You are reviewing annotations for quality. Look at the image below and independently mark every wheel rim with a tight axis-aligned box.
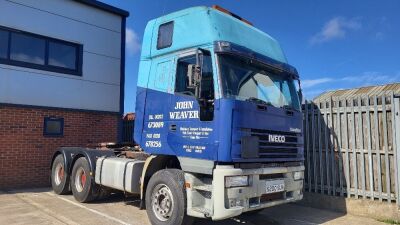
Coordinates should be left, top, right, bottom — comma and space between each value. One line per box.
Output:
75, 167, 86, 192
54, 163, 64, 185
151, 184, 174, 221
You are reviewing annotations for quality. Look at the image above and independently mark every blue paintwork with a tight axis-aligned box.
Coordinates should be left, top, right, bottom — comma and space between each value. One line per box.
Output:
136, 87, 219, 160
229, 99, 304, 162
135, 87, 304, 162
134, 6, 303, 163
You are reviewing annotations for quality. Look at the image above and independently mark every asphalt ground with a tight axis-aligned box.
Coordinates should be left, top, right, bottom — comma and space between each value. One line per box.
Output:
0, 188, 386, 225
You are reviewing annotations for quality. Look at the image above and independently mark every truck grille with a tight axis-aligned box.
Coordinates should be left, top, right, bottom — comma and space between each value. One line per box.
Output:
247, 128, 301, 159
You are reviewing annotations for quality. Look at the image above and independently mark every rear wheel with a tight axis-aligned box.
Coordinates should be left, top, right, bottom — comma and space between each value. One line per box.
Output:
145, 169, 194, 225
71, 157, 100, 202
51, 154, 70, 195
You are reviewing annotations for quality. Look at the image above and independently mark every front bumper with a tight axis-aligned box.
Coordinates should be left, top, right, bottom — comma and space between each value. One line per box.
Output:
211, 165, 304, 220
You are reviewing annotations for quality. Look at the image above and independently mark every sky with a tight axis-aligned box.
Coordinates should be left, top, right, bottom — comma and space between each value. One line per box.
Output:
102, 0, 400, 113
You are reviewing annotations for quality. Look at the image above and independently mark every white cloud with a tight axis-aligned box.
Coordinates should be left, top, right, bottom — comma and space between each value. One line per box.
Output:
310, 17, 361, 44
342, 72, 400, 86
302, 78, 334, 88
126, 27, 141, 55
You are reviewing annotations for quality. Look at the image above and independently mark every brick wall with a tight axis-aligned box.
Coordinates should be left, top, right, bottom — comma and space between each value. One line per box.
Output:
0, 105, 119, 189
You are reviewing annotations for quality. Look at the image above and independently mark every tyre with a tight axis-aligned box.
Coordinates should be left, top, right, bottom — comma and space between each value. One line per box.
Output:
51, 154, 70, 195
70, 157, 100, 203
145, 169, 194, 225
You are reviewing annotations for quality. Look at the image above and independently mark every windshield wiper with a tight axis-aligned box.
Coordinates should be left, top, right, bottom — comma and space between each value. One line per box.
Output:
246, 97, 272, 106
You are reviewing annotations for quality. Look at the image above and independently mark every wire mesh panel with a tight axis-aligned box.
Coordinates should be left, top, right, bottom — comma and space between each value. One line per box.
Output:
122, 119, 134, 143
303, 93, 400, 204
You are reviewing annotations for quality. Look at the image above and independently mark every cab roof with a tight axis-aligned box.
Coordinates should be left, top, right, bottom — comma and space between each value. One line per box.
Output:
141, 6, 288, 64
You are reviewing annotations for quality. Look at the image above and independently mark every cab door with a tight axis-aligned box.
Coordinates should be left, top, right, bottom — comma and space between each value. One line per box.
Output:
166, 50, 218, 160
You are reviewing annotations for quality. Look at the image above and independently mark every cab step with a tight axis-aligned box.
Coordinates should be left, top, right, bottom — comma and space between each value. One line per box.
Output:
192, 207, 212, 217
193, 184, 212, 192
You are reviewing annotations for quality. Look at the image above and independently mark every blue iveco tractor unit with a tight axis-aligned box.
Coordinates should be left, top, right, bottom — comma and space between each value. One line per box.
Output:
51, 6, 304, 225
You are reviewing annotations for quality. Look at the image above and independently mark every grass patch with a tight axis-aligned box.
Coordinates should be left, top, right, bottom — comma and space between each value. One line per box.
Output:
378, 219, 400, 224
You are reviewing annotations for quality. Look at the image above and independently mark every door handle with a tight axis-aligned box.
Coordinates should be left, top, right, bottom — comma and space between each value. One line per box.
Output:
169, 124, 177, 131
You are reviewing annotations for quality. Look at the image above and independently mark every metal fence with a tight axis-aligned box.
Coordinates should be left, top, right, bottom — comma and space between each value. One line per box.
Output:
303, 94, 400, 204
122, 119, 134, 143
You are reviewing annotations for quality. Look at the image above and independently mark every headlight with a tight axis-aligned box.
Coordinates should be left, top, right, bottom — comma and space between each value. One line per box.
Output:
225, 175, 249, 188
294, 171, 303, 180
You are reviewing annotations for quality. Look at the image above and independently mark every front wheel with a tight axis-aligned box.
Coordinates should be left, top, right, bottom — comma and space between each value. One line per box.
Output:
145, 169, 194, 225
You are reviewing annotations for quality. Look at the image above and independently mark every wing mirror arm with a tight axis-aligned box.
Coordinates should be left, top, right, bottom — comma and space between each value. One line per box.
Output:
186, 49, 203, 98
297, 79, 303, 103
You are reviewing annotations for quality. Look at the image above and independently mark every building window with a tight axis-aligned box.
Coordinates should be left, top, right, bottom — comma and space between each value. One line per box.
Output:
10, 33, 46, 65
157, 21, 174, 49
0, 26, 82, 76
48, 41, 77, 70
43, 117, 64, 137
0, 30, 8, 59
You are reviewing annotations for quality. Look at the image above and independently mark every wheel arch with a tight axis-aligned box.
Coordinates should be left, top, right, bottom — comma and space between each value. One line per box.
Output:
50, 147, 114, 178
140, 155, 181, 207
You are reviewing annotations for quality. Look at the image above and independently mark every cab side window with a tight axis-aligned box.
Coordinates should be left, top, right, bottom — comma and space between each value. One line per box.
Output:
157, 21, 174, 49
175, 53, 214, 99
175, 51, 215, 121
175, 55, 196, 96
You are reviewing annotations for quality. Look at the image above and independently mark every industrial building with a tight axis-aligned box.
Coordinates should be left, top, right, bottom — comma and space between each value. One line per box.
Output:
0, 0, 129, 188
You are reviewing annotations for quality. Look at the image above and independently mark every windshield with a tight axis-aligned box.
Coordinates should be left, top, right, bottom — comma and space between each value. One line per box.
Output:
218, 54, 301, 111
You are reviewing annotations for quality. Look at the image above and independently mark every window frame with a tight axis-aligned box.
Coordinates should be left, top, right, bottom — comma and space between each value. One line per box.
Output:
174, 50, 215, 100
43, 117, 64, 137
0, 29, 9, 59
174, 54, 197, 98
0, 25, 83, 76
156, 21, 174, 50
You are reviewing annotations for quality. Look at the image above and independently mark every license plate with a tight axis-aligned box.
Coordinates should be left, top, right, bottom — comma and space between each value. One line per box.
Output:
266, 180, 285, 194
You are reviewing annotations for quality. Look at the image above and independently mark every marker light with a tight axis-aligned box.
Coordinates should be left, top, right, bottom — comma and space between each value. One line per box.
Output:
212, 5, 253, 26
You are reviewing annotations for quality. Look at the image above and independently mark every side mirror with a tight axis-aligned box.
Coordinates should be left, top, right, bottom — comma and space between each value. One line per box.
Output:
186, 64, 201, 89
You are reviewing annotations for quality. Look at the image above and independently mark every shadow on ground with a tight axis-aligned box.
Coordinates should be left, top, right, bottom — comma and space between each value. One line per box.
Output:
0, 188, 349, 225
195, 214, 279, 225
92, 193, 280, 224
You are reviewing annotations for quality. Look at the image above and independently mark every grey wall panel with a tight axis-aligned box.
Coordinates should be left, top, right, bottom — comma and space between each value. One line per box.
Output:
83, 52, 121, 85
0, 0, 121, 58
0, 0, 123, 111
9, 0, 122, 32
0, 66, 120, 112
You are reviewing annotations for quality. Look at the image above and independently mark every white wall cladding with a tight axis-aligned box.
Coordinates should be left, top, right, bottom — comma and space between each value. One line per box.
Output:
0, 66, 120, 112
10, 0, 122, 32
0, 0, 124, 112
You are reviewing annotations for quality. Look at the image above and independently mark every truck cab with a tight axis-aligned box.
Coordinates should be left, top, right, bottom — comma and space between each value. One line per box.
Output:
134, 5, 304, 221
50, 6, 304, 225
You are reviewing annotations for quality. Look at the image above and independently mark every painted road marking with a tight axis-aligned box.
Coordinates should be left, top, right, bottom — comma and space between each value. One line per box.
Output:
15, 193, 80, 225
47, 192, 132, 225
